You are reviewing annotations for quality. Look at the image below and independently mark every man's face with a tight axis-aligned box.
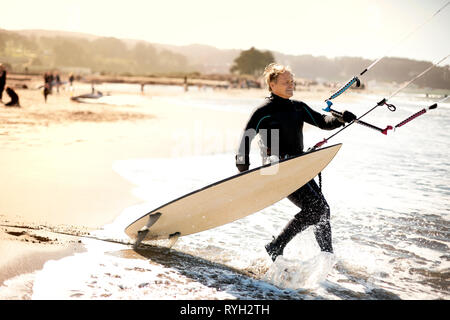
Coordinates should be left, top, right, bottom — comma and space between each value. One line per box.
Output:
270, 71, 294, 99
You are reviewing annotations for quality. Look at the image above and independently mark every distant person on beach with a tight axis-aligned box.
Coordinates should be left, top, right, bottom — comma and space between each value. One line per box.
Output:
4, 86, 20, 107
43, 83, 50, 103
44, 72, 52, 88
55, 72, 61, 93
43, 72, 52, 102
235, 63, 356, 261
0, 64, 7, 102
69, 73, 75, 93
184, 76, 188, 92
47, 72, 54, 93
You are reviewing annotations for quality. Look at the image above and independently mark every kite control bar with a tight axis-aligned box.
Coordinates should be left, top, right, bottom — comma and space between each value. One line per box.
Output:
314, 102, 439, 150
325, 106, 393, 135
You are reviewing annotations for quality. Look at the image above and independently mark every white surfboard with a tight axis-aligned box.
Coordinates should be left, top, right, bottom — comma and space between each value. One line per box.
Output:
125, 144, 342, 245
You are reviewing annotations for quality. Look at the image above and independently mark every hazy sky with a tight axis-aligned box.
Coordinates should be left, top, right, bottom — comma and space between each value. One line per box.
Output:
1, 0, 449, 63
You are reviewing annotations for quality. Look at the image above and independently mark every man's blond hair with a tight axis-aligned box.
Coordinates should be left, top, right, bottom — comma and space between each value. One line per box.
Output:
263, 63, 292, 92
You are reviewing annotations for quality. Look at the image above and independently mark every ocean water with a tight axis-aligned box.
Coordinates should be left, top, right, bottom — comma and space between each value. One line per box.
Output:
2, 87, 449, 300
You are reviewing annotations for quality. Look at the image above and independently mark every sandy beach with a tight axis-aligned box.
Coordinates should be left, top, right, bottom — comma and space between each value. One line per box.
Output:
0, 74, 371, 299
0, 76, 271, 296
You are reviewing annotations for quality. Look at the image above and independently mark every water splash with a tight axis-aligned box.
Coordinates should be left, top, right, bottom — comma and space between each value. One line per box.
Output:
264, 252, 336, 290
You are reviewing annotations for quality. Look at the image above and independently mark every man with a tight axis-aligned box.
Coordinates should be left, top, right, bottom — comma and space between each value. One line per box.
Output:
235, 63, 356, 261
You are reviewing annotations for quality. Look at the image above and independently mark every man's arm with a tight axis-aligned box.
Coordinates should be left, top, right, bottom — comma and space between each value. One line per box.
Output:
235, 109, 268, 172
299, 102, 356, 130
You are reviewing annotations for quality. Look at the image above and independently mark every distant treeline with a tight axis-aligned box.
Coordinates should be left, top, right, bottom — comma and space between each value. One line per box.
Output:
0, 29, 191, 75
0, 29, 449, 89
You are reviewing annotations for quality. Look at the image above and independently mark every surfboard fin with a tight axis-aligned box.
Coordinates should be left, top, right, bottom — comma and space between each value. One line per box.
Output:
133, 212, 162, 249
168, 232, 181, 249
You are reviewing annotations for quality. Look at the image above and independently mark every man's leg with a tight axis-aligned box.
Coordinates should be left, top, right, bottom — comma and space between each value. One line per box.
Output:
265, 179, 333, 261
305, 180, 333, 253
264, 214, 308, 261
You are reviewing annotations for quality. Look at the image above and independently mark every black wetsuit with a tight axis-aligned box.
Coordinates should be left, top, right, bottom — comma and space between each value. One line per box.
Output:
235, 93, 344, 260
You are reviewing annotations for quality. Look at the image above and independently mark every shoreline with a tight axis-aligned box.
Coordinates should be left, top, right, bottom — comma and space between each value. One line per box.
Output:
0, 78, 388, 298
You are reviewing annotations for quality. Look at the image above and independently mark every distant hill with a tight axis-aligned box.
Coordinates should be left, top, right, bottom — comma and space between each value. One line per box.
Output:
150, 43, 240, 74
1, 29, 449, 89
11, 29, 239, 73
